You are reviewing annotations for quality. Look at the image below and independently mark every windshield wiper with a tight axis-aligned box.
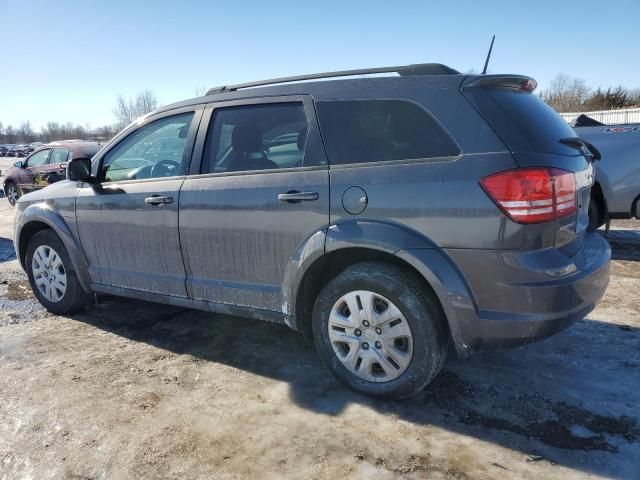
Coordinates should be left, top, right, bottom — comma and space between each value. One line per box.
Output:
559, 137, 602, 161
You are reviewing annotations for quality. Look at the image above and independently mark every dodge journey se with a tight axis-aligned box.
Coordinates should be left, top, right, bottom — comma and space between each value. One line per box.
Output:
13, 63, 611, 398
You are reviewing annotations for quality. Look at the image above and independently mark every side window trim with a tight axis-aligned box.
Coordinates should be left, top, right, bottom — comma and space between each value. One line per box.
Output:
188, 95, 328, 176
93, 105, 204, 183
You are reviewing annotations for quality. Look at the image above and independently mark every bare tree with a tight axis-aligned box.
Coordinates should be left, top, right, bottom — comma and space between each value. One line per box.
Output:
194, 85, 208, 97
17, 121, 35, 143
113, 90, 159, 128
4, 125, 16, 143
540, 74, 590, 112
628, 88, 640, 106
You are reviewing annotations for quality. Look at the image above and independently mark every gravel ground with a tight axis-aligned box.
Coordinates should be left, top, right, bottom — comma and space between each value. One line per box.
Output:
1, 156, 639, 479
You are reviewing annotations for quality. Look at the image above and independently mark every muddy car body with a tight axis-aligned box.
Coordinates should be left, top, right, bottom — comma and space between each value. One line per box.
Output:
13, 64, 611, 398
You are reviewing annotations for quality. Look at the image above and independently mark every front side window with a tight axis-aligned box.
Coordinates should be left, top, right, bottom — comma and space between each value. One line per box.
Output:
50, 148, 70, 163
101, 112, 194, 182
203, 103, 308, 174
315, 99, 460, 165
26, 149, 50, 167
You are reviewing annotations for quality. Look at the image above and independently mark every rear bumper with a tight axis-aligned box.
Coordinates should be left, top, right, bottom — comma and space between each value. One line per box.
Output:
444, 233, 611, 354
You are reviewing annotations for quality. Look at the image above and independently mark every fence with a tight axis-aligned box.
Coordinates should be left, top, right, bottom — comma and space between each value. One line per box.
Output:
558, 107, 640, 125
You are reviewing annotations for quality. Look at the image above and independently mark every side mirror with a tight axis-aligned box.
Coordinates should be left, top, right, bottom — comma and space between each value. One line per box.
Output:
67, 157, 93, 182
14, 161, 24, 168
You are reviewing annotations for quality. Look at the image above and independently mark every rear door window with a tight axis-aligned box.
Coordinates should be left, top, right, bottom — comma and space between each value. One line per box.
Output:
202, 103, 308, 173
315, 99, 460, 165
50, 148, 70, 163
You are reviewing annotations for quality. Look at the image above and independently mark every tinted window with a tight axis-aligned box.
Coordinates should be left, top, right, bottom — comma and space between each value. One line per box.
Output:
316, 100, 460, 165
26, 149, 50, 167
102, 112, 194, 182
50, 148, 70, 163
464, 88, 579, 156
203, 103, 308, 174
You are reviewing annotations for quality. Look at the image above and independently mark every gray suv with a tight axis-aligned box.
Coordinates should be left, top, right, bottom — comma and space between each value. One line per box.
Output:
13, 64, 611, 398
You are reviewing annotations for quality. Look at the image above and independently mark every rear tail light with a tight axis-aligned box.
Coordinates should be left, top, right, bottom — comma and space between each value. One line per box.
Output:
480, 168, 577, 224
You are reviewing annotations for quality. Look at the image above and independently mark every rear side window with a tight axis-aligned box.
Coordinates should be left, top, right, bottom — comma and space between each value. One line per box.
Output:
315, 100, 460, 165
463, 88, 579, 156
50, 148, 69, 163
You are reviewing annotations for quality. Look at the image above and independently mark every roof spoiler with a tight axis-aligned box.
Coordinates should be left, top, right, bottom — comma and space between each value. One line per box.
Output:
463, 75, 537, 92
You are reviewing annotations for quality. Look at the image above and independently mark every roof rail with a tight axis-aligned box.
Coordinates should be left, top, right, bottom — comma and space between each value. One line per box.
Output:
206, 63, 460, 95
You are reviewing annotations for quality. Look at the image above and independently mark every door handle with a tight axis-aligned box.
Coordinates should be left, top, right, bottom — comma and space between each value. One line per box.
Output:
145, 195, 174, 205
277, 191, 319, 203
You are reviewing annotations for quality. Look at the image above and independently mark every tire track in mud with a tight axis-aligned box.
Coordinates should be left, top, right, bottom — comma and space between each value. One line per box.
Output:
424, 370, 639, 453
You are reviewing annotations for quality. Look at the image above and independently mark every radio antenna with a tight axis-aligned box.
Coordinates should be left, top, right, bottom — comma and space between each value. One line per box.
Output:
481, 35, 495, 74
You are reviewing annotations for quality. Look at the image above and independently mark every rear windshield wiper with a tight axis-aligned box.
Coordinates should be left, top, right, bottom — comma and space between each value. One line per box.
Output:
559, 137, 602, 161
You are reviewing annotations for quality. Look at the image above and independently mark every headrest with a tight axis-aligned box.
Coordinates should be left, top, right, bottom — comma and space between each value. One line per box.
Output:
232, 122, 262, 153
177, 125, 189, 139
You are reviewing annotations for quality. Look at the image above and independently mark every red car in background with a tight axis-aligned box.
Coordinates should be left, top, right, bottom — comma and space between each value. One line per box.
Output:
3, 141, 101, 205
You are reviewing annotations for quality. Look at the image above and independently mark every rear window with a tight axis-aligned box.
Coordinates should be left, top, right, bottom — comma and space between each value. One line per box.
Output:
316, 100, 460, 165
464, 87, 579, 156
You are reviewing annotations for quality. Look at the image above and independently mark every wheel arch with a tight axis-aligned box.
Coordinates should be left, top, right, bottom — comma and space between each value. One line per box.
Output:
16, 203, 91, 291
284, 220, 478, 356
590, 181, 608, 227
631, 192, 640, 219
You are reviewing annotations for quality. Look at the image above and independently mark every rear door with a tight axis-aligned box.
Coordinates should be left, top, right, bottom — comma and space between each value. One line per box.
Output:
179, 96, 329, 312
75, 106, 202, 297
42, 147, 70, 184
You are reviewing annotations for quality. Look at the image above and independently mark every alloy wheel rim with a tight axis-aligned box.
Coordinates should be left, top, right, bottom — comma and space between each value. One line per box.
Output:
7, 185, 18, 204
327, 290, 413, 383
32, 245, 67, 302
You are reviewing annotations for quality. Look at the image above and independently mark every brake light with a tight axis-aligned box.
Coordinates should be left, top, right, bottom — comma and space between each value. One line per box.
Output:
520, 79, 537, 92
480, 168, 577, 224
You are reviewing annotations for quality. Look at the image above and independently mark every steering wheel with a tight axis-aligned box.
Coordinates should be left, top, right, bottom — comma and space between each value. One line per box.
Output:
150, 159, 180, 178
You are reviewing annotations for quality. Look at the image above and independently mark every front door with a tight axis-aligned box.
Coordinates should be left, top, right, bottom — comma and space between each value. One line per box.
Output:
20, 148, 51, 185
75, 107, 202, 297
179, 96, 329, 312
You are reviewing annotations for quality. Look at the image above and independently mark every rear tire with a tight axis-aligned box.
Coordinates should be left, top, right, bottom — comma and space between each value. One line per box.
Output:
25, 229, 92, 315
312, 261, 449, 399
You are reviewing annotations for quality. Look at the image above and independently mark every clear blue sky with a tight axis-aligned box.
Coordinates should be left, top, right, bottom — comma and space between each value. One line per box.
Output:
2, 0, 639, 130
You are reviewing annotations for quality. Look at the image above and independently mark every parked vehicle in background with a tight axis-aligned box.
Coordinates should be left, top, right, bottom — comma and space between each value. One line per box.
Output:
13, 64, 610, 398
6, 146, 19, 157
12, 145, 29, 157
571, 115, 640, 230
3, 141, 101, 205
0, 144, 12, 156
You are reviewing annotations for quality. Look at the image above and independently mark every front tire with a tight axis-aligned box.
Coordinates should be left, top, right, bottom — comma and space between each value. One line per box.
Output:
312, 261, 449, 399
5, 181, 19, 206
25, 229, 92, 315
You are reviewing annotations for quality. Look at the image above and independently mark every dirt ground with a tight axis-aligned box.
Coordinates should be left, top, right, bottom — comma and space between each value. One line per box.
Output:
1, 157, 639, 479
